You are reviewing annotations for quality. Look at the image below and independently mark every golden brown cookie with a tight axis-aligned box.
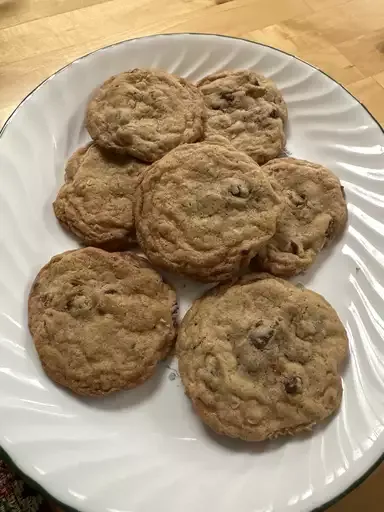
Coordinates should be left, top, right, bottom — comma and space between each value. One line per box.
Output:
253, 158, 348, 277
28, 248, 177, 396
135, 142, 283, 282
198, 70, 287, 165
177, 273, 348, 441
53, 143, 148, 250
86, 69, 206, 162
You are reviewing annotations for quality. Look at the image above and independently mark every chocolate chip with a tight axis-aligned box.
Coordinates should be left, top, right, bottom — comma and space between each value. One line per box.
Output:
248, 321, 276, 349
229, 183, 249, 198
104, 288, 118, 295
220, 91, 235, 103
285, 376, 303, 394
269, 108, 279, 119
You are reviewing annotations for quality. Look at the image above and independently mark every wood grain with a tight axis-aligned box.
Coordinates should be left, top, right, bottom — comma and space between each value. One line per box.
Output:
0, 0, 383, 511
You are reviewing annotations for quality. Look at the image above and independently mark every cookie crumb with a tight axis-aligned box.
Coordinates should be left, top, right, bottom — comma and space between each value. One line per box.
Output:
166, 364, 180, 378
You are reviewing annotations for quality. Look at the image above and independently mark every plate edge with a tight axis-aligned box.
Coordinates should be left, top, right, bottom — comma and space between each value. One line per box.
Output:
0, 31, 383, 512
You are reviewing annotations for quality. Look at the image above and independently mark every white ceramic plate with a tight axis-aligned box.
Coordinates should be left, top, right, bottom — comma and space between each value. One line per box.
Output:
1, 33, 384, 512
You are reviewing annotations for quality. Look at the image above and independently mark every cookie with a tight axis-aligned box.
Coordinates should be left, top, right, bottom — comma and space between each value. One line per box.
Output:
177, 273, 348, 441
253, 158, 348, 277
28, 248, 177, 396
53, 143, 148, 250
86, 69, 206, 162
135, 142, 283, 282
198, 70, 287, 165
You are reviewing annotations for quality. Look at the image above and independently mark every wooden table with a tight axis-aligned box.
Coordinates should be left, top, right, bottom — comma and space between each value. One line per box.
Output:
0, 0, 383, 510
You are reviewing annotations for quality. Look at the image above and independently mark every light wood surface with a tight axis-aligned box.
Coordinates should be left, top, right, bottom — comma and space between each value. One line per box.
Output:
0, 0, 383, 511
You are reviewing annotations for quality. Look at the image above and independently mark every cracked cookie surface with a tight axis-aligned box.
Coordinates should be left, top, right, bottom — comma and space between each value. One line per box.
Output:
177, 273, 348, 441
53, 143, 148, 250
28, 248, 177, 396
135, 142, 283, 282
86, 69, 206, 162
198, 70, 287, 164
253, 158, 348, 277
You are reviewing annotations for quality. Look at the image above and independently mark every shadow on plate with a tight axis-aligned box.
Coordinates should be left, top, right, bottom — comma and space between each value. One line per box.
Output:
201, 422, 287, 454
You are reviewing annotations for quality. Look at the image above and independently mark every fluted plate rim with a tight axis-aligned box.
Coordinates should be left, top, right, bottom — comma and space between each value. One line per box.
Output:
0, 33, 384, 512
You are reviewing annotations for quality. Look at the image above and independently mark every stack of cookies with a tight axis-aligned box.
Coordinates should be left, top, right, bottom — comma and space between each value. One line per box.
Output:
28, 67, 348, 442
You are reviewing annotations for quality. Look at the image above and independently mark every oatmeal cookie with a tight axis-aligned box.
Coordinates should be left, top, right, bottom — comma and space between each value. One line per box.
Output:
135, 142, 283, 282
53, 143, 148, 250
28, 248, 177, 396
198, 70, 287, 164
177, 273, 348, 441
86, 69, 206, 162
253, 158, 348, 277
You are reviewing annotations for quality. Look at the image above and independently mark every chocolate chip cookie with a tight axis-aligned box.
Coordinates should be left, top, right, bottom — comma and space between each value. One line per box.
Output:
28, 248, 177, 396
53, 143, 148, 250
253, 158, 348, 277
86, 69, 206, 162
198, 70, 287, 165
177, 273, 348, 441
135, 142, 283, 282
